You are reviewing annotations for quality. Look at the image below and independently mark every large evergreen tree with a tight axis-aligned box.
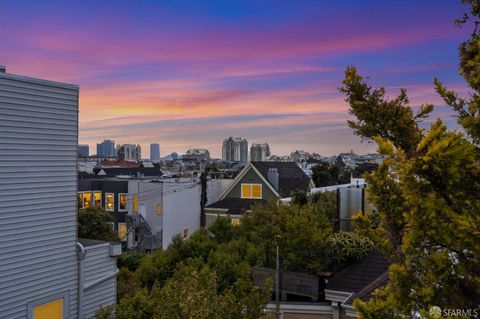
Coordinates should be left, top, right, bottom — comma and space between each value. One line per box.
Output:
340, 1, 480, 316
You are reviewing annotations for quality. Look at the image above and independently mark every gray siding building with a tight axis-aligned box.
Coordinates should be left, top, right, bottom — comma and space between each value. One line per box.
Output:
0, 66, 80, 318
0, 66, 119, 319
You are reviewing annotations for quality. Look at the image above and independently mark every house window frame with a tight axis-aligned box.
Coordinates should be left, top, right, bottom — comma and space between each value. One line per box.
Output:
83, 191, 92, 208
118, 222, 127, 242
77, 192, 84, 209
105, 193, 114, 212
93, 191, 102, 207
118, 193, 128, 212
78, 191, 93, 209
27, 291, 69, 319
241, 183, 262, 199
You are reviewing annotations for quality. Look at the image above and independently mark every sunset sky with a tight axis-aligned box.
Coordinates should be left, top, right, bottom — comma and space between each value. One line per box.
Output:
0, 0, 472, 158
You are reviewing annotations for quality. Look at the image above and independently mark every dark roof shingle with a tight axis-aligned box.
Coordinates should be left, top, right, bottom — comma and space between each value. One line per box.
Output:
326, 250, 389, 293
251, 162, 311, 197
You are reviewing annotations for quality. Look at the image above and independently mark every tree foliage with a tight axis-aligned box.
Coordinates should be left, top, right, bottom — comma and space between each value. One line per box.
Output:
312, 161, 351, 187
78, 206, 115, 241
112, 192, 349, 318
340, 2, 480, 315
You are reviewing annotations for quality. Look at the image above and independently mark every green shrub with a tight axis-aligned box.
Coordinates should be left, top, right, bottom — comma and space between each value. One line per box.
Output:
325, 232, 375, 264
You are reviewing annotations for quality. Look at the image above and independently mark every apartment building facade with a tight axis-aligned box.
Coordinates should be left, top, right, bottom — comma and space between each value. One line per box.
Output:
222, 136, 248, 163
250, 143, 270, 162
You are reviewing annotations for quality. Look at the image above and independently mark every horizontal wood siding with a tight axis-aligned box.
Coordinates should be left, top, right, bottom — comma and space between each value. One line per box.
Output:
0, 73, 79, 318
83, 245, 117, 318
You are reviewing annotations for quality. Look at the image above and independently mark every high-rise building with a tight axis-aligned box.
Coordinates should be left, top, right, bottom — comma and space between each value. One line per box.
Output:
250, 143, 271, 162
222, 137, 248, 163
290, 150, 311, 162
96, 139, 115, 157
78, 144, 89, 157
117, 144, 141, 161
185, 148, 210, 161
150, 143, 160, 162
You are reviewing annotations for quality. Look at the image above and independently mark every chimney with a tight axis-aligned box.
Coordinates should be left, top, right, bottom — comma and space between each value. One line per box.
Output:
0, 66, 5, 73
267, 168, 279, 190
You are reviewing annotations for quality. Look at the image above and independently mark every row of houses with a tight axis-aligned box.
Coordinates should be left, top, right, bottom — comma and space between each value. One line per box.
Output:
0, 65, 387, 319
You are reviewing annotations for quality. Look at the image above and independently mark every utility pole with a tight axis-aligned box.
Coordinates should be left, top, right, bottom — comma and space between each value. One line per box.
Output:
275, 236, 281, 319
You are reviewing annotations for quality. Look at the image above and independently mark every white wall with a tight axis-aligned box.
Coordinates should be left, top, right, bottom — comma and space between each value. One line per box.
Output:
162, 182, 201, 249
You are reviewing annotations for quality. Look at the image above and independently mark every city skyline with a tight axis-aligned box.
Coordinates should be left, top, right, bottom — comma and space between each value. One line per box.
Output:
1, 0, 472, 158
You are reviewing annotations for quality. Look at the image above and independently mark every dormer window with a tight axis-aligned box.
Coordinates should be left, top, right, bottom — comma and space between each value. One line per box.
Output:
241, 183, 262, 199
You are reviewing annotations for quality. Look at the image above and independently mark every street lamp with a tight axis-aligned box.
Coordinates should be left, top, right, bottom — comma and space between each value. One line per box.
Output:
275, 235, 281, 319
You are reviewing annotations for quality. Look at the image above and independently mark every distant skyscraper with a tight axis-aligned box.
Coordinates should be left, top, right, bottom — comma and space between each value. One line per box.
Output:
150, 143, 160, 161
290, 150, 311, 162
222, 137, 248, 163
78, 144, 89, 157
250, 143, 271, 162
116, 144, 141, 161
96, 139, 115, 157
185, 148, 210, 161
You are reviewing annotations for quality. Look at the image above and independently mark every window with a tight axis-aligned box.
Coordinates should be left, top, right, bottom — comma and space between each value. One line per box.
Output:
78, 192, 92, 208
105, 193, 114, 211
27, 292, 69, 319
78, 193, 83, 209
33, 299, 63, 319
118, 223, 127, 241
241, 183, 262, 199
94, 191, 102, 206
182, 228, 189, 239
156, 204, 162, 215
231, 218, 240, 226
133, 194, 139, 213
118, 193, 127, 211
83, 192, 92, 208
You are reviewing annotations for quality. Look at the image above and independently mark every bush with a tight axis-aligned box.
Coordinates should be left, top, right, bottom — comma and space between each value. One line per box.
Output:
118, 253, 145, 272
325, 232, 375, 265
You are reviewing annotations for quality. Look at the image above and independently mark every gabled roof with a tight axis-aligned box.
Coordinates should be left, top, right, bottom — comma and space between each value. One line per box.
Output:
326, 250, 389, 294
218, 162, 280, 200
206, 198, 268, 215
251, 161, 311, 198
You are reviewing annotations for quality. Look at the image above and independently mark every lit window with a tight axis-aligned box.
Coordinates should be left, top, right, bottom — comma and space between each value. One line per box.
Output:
94, 191, 102, 206
78, 193, 84, 209
105, 193, 114, 211
241, 183, 262, 199
231, 218, 240, 226
119, 193, 127, 211
133, 194, 139, 213
156, 204, 162, 215
118, 223, 127, 241
83, 192, 92, 208
252, 185, 261, 198
33, 299, 63, 319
